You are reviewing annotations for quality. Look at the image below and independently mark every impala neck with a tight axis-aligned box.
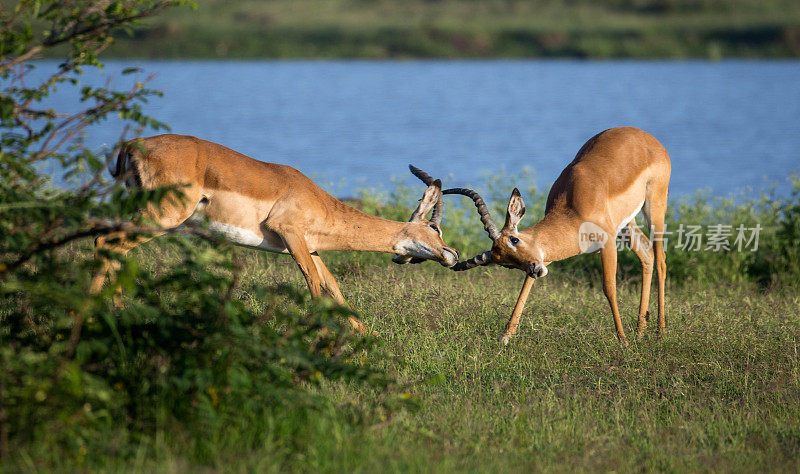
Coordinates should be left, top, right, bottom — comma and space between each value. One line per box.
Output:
527, 211, 584, 263
313, 200, 409, 253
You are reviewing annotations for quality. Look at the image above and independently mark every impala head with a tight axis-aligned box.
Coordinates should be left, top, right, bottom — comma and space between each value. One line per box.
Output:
392, 166, 459, 267
491, 188, 548, 278
443, 187, 548, 279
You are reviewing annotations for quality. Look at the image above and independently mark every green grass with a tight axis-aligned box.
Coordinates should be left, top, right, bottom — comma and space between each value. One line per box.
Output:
16, 241, 797, 472
4, 173, 800, 471
7, 173, 800, 470
93, 0, 800, 58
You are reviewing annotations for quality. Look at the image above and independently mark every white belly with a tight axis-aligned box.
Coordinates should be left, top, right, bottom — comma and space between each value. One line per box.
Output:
184, 212, 288, 254
182, 196, 291, 254
616, 200, 645, 235
206, 221, 290, 253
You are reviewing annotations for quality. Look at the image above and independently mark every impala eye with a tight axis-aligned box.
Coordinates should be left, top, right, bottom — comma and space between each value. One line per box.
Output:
429, 224, 440, 233
510, 236, 520, 245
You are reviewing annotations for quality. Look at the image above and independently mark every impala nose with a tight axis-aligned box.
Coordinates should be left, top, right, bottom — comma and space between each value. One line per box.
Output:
441, 247, 459, 267
528, 262, 548, 278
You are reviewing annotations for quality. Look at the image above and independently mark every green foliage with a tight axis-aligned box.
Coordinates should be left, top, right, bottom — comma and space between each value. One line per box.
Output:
0, 1, 403, 468
752, 176, 800, 285
1, 237, 391, 464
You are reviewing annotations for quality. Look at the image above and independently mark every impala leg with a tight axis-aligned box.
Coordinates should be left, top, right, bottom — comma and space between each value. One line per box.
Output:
90, 231, 164, 306
625, 222, 654, 338
309, 253, 346, 304
651, 219, 668, 336
281, 232, 324, 299
645, 184, 669, 336
282, 233, 367, 335
90, 186, 201, 306
310, 252, 369, 334
500, 275, 535, 345
600, 243, 627, 347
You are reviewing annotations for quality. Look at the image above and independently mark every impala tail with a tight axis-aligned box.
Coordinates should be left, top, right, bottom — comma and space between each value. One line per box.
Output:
109, 145, 127, 178
109, 143, 143, 188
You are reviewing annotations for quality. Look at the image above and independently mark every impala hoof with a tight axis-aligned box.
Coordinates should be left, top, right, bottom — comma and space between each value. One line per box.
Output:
500, 334, 511, 346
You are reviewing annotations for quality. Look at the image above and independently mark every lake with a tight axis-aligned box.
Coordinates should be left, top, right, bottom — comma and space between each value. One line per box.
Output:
32, 60, 800, 198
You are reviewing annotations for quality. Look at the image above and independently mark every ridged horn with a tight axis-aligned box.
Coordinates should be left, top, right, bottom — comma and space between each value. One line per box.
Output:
442, 187, 501, 241
450, 251, 493, 271
409, 165, 443, 224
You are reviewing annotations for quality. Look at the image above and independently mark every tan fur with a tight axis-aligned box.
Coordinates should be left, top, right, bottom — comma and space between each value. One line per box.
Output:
91, 134, 459, 333
483, 127, 671, 346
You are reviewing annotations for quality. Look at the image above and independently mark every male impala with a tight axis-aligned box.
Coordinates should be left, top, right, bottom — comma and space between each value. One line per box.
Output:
90, 134, 459, 332
446, 127, 670, 346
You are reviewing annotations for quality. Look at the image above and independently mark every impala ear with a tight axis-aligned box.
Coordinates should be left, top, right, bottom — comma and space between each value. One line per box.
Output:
410, 179, 442, 222
503, 188, 525, 232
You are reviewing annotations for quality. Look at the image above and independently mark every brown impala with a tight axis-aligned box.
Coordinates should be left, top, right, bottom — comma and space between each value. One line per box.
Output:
90, 134, 459, 332
445, 127, 671, 346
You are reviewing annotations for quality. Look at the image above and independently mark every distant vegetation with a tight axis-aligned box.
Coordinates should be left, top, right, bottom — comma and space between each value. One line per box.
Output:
99, 0, 800, 58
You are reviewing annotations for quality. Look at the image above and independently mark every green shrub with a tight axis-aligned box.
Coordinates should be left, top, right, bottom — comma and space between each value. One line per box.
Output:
0, 236, 391, 464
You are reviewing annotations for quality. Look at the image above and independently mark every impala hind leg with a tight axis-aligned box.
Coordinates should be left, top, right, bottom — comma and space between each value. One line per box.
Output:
645, 183, 669, 336
90, 230, 165, 305
90, 187, 201, 304
624, 222, 654, 338
600, 242, 627, 347
650, 214, 668, 336
311, 252, 369, 334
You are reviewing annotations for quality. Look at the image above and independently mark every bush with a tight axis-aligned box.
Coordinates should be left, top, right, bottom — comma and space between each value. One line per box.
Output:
0, 236, 390, 464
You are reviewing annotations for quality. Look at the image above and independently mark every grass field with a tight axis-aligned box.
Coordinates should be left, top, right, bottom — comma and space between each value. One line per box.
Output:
11, 239, 797, 472
4, 173, 800, 471
95, 0, 800, 58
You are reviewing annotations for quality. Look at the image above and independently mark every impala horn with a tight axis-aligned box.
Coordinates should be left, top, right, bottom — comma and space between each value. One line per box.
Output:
408, 165, 443, 225
393, 165, 446, 264
441, 186, 501, 271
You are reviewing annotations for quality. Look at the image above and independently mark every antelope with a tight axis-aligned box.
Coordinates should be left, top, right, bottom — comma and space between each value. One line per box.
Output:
90, 134, 459, 332
445, 127, 670, 346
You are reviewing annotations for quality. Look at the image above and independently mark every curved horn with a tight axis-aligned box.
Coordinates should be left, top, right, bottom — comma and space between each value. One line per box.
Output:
450, 251, 493, 271
409, 165, 443, 224
442, 187, 501, 241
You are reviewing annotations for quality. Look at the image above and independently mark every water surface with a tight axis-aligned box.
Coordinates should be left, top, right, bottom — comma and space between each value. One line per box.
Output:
34, 60, 800, 197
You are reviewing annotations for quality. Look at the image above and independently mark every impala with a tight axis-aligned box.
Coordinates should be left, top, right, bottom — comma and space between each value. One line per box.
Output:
445, 127, 671, 346
90, 134, 459, 333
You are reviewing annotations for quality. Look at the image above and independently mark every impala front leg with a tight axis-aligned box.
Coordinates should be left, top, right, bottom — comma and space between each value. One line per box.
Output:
281, 231, 324, 299
600, 243, 628, 347
500, 275, 535, 345
282, 232, 369, 335
310, 252, 370, 334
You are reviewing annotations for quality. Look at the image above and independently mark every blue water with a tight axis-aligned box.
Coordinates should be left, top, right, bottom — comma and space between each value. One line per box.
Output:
30, 60, 800, 197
